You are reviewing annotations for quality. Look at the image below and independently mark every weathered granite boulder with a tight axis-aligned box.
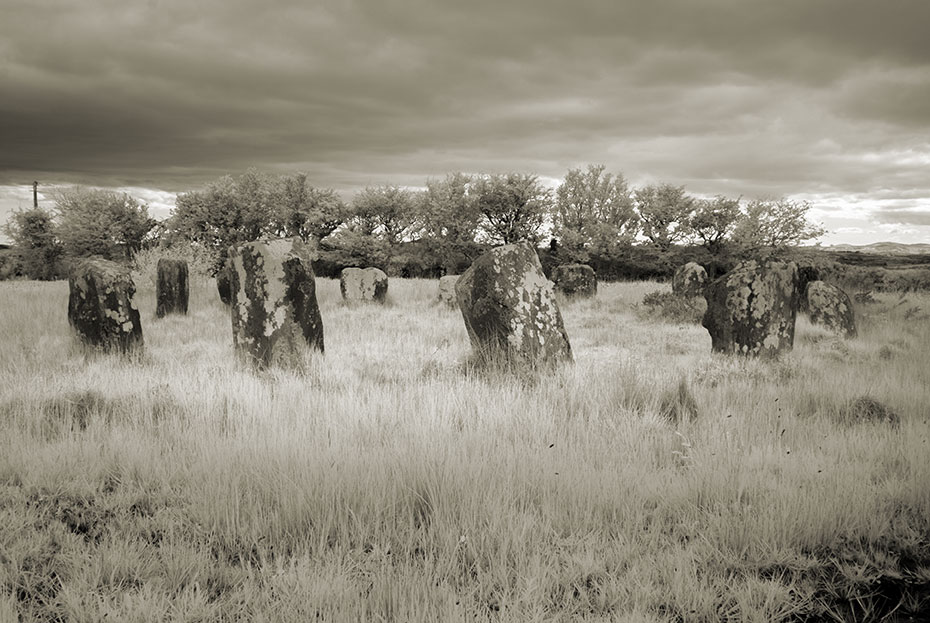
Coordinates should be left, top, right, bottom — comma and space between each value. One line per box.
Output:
455, 242, 572, 366
806, 280, 857, 338
68, 258, 143, 354
671, 262, 707, 297
156, 258, 189, 318
701, 259, 799, 357
228, 238, 324, 368
552, 264, 597, 298
438, 275, 459, 308
340, 267, 388, 303
217, 262, 232, 306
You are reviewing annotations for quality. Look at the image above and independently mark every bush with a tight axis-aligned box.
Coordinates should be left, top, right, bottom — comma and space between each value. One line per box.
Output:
639, 291, 706, 324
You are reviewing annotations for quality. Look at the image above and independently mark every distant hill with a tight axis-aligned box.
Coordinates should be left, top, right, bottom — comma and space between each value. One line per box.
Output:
827, 242, 930, 255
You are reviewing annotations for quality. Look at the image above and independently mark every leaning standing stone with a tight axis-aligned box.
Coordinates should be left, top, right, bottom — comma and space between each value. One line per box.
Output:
552, 264, 597, 298
438, 275, 459, 308
229, 238, 324, 369
806, 281, 857, 338
156, 258, 189, 318
701, 259, 799, 357
671, 262, 707, 297
340, 267, 388, 303
455, 242, 572, 366
68, 258, 144, 354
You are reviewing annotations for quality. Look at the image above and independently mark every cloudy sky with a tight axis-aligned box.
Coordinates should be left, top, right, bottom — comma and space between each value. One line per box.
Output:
2, 0, 930, 245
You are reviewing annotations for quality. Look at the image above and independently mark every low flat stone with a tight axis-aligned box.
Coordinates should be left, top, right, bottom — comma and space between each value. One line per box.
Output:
340, 267, 388, 303
806, 280, 857, 338
552, 264, 597, 298
671, 262, 707, 297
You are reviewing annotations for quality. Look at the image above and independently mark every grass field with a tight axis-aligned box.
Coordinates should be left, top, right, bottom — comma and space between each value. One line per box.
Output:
0, 276, 928, 621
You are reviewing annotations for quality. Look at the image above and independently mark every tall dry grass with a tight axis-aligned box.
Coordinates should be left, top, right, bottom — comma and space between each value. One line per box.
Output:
0, 276, 928, 621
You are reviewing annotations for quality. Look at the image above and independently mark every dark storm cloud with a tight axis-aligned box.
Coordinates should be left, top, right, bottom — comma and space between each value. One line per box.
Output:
1, 0, 929, 238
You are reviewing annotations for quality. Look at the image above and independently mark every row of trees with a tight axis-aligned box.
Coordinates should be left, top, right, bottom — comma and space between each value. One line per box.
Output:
2, 165, 825, 280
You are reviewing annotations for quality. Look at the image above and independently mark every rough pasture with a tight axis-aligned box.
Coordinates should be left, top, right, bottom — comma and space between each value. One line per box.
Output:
0, 277, 928, 621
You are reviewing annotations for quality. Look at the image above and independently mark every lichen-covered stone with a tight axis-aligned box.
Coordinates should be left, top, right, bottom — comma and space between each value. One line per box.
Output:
340, 267, 388, 303
701, 259, 799, 357
671, 262, 707, 297
68, 258, 143, 354
228, 238, 324, 369
156, 258, 189, 318
438, 275, 459, 308
806, 280, 857, 338
552, 264, 597, 298
217, 262, 233, 306
455, 242, 572, 366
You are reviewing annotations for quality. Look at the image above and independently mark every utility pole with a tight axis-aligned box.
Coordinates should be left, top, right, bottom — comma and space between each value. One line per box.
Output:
33, 181, 38, 208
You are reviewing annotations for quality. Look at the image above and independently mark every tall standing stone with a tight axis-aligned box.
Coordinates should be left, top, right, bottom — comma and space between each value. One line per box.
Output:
671, 262, 707, 297
156, 258, 189, 318
806, 281, 857, 338
701, 259, 799, 357
438, 275, 459, 308
552, 264, 597, 298
68, 258, 144, 354
340, 267, 388, 303
229, 238, 324, 369
455, 242, 572, 366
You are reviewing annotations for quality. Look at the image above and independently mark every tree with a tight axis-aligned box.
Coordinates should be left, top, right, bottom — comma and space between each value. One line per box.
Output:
473, 173, 551, 245
169, 169, 277, 271
272, 173, 349, 243
633, 183, 696, 249
348, 185, 419, 245
2, 207, 62, 279
731, 198, 826, 250
54, 186, 155, 262
689, 195, 742, 254
417, 173, 483, 272
553, 164, 636, 261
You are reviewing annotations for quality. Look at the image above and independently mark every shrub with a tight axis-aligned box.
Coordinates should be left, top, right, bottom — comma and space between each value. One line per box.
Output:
639, 291, 706, 324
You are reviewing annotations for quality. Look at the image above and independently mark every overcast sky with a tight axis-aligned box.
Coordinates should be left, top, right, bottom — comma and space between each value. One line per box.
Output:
2, 0, 930, 245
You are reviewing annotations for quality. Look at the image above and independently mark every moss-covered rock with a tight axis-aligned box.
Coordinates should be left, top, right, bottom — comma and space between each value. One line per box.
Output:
671, 262, 707, 297
340, 267, 388, 303
552, 264, 597, 298
701, 259, 799, 357
806, 280, 856, 338
228, 238, 324, 369
456, 242, 572, 366
67, 258, 143, 354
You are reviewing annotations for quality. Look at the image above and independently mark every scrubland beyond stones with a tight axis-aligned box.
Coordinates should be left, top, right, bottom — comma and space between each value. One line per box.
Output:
455, 242, 572, 366
340, 267, 388, 303
438, 275, 459, 308
155, 258, 189, 318
67, 257, 144, 354
806, 280, 857, 338
552, 264, 597, 298
702, 259, 799, 357
228, 238, 324, 369
671, 262, 707, 298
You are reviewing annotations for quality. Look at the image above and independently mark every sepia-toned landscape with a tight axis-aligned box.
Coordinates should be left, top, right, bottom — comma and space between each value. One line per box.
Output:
1, 266, 927, 621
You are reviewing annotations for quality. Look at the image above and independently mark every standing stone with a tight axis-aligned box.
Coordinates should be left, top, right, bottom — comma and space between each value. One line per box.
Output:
701, 259, 799, 357
228, 238, 324, 369
340, 267, 388, 303
671, 262, 707, 297
438, 275, 459, 308
156, 258, 189, 318
552, 264, 597, 298
806, 281, 857, 338
796, 263, 821, 313
68, 258, 144, 354
217, 262, 232, 306
455, 242, 572, 366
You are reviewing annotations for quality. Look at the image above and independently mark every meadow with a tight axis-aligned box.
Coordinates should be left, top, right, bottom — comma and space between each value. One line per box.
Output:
0, 275, 928, 622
